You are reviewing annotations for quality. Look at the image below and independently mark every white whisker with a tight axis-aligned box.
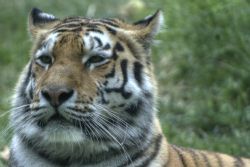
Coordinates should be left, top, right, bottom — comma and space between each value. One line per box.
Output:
93, 119, 134, 166
0, 104, 30, 118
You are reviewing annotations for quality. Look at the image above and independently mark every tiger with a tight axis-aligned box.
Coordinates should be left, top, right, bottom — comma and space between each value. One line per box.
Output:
9, 7, 250, 167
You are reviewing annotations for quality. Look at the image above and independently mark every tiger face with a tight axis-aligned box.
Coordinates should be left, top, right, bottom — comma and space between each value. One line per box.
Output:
11, 8, 163, 156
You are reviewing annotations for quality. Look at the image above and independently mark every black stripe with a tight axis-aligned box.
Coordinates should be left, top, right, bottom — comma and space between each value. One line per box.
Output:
112, 50, 118, 60
124, 99, 142, 116
119, 59, 131, 99
103, 43, 111, 50
106, 26, 117, 35
110, 42, 124, 61
133, 62, 143, 86
105, 59, 132, 99
215, 154, 223, 167
200, 152, 212, 167
93, 37, 103, 47
234, 157, 245, 167
55, 23, 81, 29
105, 64, 116, 78
55, 27, 82, 33
85, 24, 99, 29
62, 17, 83, 23
133, 11, 158, 26
118, 103, 125, 107
188, 149, 199, 167
115, 42, 124, 52
88, 23, 117, 35
28, 71, 35, 100
144, 91, 152, 99
137, 135, 163, 167
100, 89, 109, 104
99, 20, 119, 27
118, 134, 162, 167
19, 62, 32, 98
29, 82, 33, 99
172, 146, 188, 167
86, 28, 104, 34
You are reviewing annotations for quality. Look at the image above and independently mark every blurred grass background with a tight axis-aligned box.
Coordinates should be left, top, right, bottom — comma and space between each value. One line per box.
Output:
0, 0, 250, 165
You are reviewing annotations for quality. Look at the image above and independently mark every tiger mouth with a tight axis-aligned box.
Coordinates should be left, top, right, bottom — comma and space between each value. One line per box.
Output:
36, 110, 91, 132
48, 112, 66, 122
37, 112, 69, 128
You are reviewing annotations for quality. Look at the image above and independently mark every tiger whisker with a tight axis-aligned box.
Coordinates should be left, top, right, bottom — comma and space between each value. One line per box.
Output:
93, 119, 134, 166
67, 114, 101, 144
94, 105, 141, 147
84, 120, 101, 143
94, 104, 129, 126
0, 104, 30, 118
95, 114, 128, 142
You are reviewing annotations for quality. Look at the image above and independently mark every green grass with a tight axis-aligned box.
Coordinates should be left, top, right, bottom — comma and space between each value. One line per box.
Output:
0, 0, 249, 165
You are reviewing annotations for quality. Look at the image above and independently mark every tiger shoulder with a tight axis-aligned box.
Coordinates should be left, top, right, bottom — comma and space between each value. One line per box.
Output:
9, 7, 250, 167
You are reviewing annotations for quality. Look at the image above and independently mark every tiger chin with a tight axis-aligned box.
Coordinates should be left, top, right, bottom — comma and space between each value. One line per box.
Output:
9, 7, 249, 167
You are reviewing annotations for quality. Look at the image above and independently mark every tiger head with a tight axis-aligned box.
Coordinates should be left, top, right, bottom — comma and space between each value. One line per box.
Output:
11, 8, 164, 156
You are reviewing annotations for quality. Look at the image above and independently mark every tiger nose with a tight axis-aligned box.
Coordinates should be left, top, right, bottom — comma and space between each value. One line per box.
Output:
41, 87, 74, 107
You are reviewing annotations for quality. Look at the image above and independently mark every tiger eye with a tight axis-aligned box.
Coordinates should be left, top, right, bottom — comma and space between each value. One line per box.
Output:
88, 55, 105, 64
39, 55, 52, 64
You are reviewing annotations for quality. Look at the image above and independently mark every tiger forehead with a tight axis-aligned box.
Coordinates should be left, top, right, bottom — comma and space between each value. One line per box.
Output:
59, 16, 122, 28
53, 17, 121, 34
55, 18, 119, 41
33, 16, 140, 61
53, 33, 84, 56
36, 25, 116, 56
54, 28, 114, 56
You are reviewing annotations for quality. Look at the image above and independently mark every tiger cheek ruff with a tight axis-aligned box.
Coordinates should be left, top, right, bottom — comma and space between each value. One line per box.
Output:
9, 8, 250, 167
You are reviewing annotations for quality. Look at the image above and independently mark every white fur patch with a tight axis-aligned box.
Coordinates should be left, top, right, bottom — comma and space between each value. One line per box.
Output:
125, 68, 142, 97
150, 11, 165, 36
83, 32, 111, 51
39, 12, 56, 20
35, 33, 58, 58
82, 31, 113, 65
41, 122, 86, 143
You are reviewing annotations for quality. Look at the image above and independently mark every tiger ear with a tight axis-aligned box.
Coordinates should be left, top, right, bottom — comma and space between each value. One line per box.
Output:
28, 8, 59, 38
132, 10, 164, 49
